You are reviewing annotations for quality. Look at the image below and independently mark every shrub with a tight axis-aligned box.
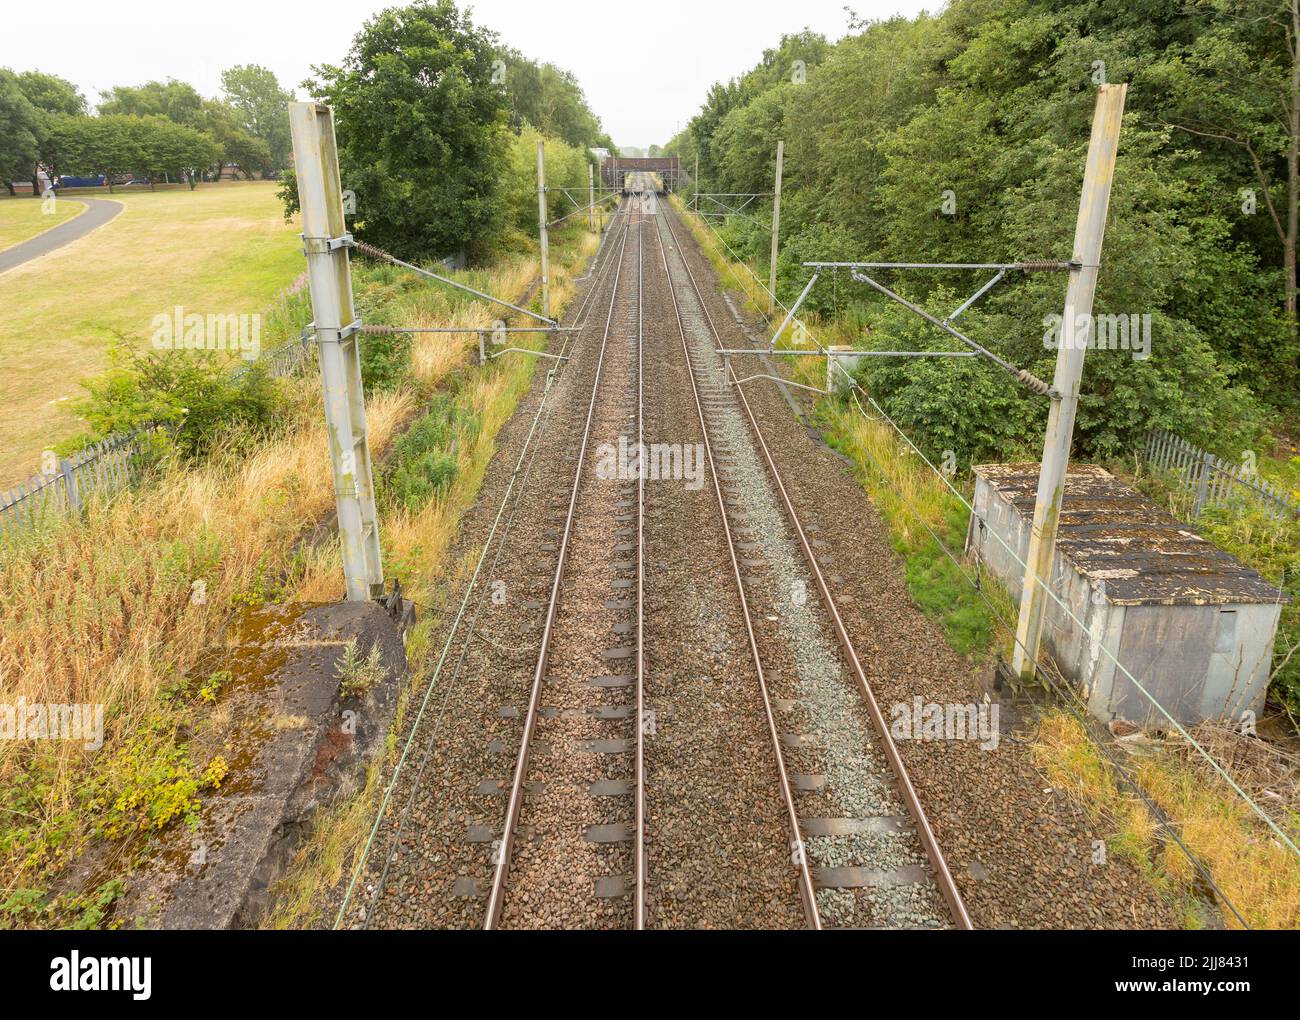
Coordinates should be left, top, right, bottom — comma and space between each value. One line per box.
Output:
383, 398, 461, 511
85, 734, 203, 839
71, 341, 285, 460
359, 329, 414, 395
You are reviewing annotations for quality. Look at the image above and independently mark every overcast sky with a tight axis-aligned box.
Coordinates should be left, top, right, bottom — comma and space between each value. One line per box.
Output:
1, 0, 938, 149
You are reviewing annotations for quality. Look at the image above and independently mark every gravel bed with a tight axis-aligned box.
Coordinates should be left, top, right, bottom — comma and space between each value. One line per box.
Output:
495, 219, 645, 929
665, 201, 1179, 930
324, 196, 1178, 931
639, 213, 804, 929
653, 210, 949, 929
331, 209, 637, 929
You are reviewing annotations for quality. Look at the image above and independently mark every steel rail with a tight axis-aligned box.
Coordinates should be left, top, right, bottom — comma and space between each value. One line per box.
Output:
660, 204, 974, 930
727, 365, 975, 929
651, 209, 822, 931
685, 200, 1300, 868
634, 203, 647, 932
482, 204, 644, 930
337, 200, 629, 929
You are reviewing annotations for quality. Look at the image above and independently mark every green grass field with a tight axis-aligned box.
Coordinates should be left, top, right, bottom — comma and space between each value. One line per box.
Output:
0, 197, 86, 252
0, 181, 302, 485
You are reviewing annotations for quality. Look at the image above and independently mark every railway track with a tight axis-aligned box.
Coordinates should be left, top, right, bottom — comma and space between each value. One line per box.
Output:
344, 191, 971, 930
650, 202, 821, 926
652, 203, 972, 929
483, 198, 648, 929
346, 201, 637, 929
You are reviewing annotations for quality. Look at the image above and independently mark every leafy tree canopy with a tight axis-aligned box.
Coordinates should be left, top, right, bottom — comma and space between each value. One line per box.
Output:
220, 64, 294, 169
302, 0, 511, 262
664, 0, 1299, 462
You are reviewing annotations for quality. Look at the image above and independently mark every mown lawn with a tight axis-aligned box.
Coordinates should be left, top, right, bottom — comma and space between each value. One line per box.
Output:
0, 182, 302, 484
0, 196, 85, 252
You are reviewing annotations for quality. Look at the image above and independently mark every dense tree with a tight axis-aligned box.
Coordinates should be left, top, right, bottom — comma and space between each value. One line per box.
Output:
666, 30, 832, 190
300, 0, 510, 262
0, 69, 42, 193
137, 117, 220, 187
499, 127, 588, 236
1143, 0, 1299, 368
220, 64, 294, 168
35, 113, 93, 181
97, 79, 206, 128
202, 99, 274, 176
665, 0, 1296, 463
15, 71, 85, 116
500, 49, 612, 152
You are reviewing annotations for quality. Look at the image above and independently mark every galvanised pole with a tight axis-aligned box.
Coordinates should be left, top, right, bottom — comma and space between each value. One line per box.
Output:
537, 139, 550, 319
288, 102, 383, 601
768, 140, 784, 317
587, 161, 596, 233
1012, 84, 1127, 681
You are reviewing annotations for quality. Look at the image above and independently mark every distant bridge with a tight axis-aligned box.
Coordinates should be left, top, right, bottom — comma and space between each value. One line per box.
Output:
601, 155, 681, 193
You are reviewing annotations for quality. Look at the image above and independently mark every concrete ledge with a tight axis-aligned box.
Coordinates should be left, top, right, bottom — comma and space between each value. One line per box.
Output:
114, 599, 408, 929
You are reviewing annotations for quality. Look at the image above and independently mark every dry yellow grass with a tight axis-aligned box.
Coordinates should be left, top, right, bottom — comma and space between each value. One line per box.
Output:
1033, 709, 1300, 929
264, 227, 599, 928
0, 182, 302, 485
0, 382, 412, 868
0, 223, 603, 901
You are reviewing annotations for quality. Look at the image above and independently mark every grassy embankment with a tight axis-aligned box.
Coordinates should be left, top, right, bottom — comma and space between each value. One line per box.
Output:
0, 187, 605, 927
673, 195, 1300, 929
0, 182, 304, 485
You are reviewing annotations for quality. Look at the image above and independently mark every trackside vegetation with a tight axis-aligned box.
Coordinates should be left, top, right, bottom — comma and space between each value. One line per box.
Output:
667, 1, 1298, 465
279, 0, 612, 266
676, 178, 1300, 931
0, 214, 600, 930
0, 0, 618, 929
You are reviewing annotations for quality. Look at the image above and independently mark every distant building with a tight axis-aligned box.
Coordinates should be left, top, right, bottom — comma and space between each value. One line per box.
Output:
968, 463, 1285, 728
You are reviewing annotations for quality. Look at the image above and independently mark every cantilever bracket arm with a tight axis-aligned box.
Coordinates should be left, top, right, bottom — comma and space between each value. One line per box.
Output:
729, 372, 829, 396
486, 348, 569, 363
947, 268, 1006, 322
848, 269, 1056, 398
767, 271, 819, 350
353, 238, 556, 326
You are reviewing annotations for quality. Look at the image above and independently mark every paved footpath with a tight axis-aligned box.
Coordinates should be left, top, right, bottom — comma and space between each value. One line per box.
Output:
0, 197, 124, 275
